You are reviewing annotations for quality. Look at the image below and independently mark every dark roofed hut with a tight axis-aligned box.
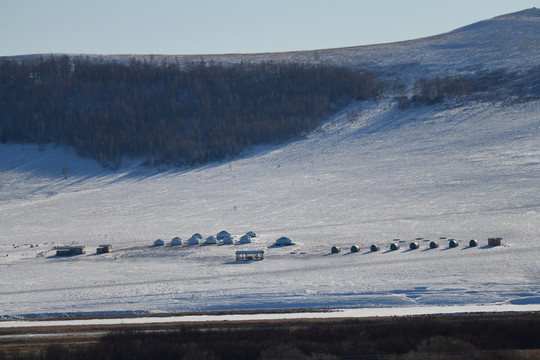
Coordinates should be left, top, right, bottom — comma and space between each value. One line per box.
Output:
370, 244, 380, 252
409, 242, 420, 250
96, 245, 112, 253
469, 239, 478, 247
331, 246, 341, 253
350, 245, 360, 253
56, 246, 86, 256
488, 237, 503, 246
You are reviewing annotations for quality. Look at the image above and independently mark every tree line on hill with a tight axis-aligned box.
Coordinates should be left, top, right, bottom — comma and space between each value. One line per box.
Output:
0, 56, 378, 167
3, 55, 534, 168
397, 66, 540, 109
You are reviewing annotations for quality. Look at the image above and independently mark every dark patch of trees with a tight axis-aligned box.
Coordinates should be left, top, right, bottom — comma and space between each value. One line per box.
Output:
0, 56, 378, 167
397, 67, 540, 109
2, 313, 540, 359
397, 75, 476, 109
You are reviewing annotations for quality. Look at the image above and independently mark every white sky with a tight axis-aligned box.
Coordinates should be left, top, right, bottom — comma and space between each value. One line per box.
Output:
0, 0, 538, 56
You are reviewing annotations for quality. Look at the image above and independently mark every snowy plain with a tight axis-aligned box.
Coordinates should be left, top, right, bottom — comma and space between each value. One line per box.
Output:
1, 9, 539, 320
1, 98, 539, 319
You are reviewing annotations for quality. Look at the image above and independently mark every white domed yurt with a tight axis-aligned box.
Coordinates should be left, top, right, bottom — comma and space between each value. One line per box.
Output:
216, 230, 231, 240
187, 236, 200, 245
205, 236, 218, 245
154, 239, 165, 246
170, 237, 182, 246
238, 235, 252, 244
275, 237, 293, 246
221, 235, 235, 245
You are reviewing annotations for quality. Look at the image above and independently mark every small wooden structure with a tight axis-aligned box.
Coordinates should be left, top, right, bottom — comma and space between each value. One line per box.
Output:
350, 245, 360, 253
56, 246, 86, 256
331, 246, 341, 253
488, 237, 503, 246
96, 244, 112, 253
236, 250, 264, 261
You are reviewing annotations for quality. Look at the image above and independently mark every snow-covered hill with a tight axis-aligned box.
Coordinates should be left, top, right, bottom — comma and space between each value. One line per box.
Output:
1, 98, 539, 318
9, 8, 538, 87
1, 9, 539, 318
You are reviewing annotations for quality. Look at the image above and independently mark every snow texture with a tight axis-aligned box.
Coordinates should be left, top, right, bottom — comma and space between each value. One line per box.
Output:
1, 9, 539, 319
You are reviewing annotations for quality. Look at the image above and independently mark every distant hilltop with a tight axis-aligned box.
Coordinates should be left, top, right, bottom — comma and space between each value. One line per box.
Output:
4, 7, 539, 76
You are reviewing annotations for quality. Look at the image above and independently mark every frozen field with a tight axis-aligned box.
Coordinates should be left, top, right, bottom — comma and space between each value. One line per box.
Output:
1, 98, 539, 319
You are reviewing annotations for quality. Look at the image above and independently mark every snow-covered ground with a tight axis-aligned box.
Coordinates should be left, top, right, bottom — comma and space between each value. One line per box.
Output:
1, 8, 539, 320
3, 304, 540, 329
1, 98, 539, 319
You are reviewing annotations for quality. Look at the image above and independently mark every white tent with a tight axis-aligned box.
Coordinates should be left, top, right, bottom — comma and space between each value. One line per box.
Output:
187, 236, 200, 245
221, 235, 234, 245
205, 236, 218, 245
154, 239, 165, 246
246, 231, 257, 238
216, 230, 231, 240
238, 235, 252, 244
275, 237, 293, 246
170, 237, 182, 246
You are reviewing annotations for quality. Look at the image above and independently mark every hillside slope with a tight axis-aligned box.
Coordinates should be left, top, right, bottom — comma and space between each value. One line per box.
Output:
1, 98, 539, 317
